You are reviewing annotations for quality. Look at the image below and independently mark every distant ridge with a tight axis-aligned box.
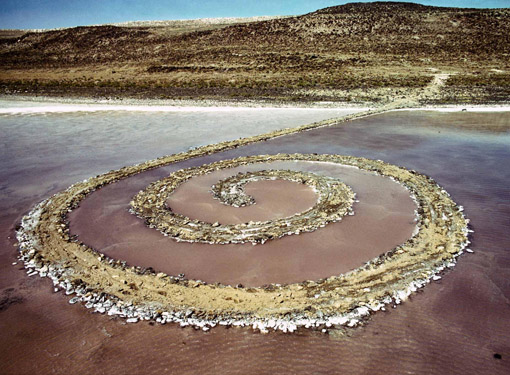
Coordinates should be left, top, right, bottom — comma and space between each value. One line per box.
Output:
108, 15, 290, 28
1, 15, 289, 34
313, 1, 448, 14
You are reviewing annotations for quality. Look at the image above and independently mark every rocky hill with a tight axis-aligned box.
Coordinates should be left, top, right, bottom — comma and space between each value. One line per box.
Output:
1, 2, 508, 103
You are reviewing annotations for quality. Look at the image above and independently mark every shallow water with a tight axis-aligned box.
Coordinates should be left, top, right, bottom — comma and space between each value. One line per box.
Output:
1, 107, 509, 374
0, 107, 363, 216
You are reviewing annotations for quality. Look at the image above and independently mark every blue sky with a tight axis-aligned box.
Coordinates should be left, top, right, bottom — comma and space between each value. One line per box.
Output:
1, 0, 508, 29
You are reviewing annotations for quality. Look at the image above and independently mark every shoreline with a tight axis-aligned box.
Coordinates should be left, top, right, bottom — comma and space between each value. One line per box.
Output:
1, 94, 510, 114
0, 94, 368, 110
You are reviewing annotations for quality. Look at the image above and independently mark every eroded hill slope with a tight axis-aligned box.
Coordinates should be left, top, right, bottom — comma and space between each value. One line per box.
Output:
1, 2, 508, 103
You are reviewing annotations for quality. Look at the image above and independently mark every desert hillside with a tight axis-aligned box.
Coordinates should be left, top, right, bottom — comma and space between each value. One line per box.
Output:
0, 2, 508, 103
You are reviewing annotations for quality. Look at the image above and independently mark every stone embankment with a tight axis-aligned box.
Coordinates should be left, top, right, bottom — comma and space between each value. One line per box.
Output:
16, 151, 470, 332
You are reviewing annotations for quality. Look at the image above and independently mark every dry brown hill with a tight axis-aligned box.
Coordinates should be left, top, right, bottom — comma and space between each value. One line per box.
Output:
1, 2, 509, 103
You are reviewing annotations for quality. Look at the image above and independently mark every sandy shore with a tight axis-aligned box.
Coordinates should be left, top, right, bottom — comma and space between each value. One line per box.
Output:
394, 105, 510, 112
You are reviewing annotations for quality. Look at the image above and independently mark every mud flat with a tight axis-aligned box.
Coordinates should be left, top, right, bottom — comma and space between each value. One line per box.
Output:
1, 106, 509, 374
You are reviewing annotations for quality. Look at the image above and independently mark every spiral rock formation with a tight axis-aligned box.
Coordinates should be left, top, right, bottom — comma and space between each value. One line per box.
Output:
16, 149, 470, 333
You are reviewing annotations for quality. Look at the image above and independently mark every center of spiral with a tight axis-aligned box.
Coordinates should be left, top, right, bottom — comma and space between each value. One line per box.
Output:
211, 170, 331, 208
130, 163, 355, 244
168, 173, 319, 225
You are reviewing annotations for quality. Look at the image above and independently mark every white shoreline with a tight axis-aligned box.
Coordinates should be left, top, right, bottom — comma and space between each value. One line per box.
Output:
0, 95, 368, 111
1, 96, 509, 114
0, 104, 371, 114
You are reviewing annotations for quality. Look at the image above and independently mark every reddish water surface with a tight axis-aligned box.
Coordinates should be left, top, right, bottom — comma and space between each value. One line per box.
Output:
1, 109, 509, 375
